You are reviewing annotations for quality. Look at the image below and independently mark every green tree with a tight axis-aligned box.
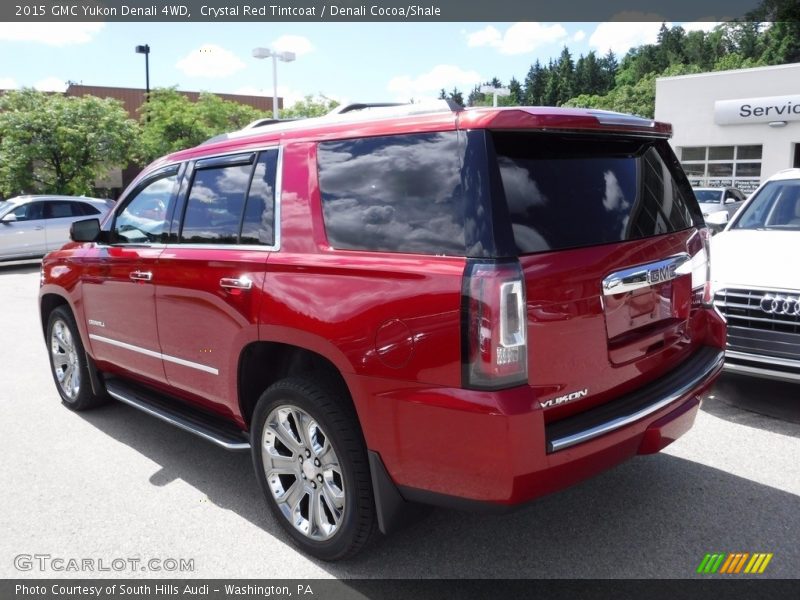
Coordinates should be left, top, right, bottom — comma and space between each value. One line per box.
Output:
524, 60, 546, 105
0, 89, 138, 197
280, 94, 339, 118
138, 88, 265, 162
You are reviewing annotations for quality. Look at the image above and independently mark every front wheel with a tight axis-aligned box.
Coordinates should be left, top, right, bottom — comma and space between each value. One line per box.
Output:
46, 306, 107, 411
251, 377, 376, 560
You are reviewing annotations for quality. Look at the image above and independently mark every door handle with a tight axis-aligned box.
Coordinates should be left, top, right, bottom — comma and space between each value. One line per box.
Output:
220, 276, 252, 290
34, 226, 44, 231
129, 271, 153, 282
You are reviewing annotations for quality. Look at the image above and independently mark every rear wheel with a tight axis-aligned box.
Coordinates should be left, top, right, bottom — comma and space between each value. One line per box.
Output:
251, 377, 376, 560
46, 306, 107, 411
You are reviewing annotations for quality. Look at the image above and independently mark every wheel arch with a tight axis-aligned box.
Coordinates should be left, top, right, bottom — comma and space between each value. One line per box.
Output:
238, 340, 357, 430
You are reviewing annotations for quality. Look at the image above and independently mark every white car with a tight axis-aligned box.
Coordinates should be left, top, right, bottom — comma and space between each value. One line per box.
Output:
0, 195, 114, 261
711, 168, 800, 383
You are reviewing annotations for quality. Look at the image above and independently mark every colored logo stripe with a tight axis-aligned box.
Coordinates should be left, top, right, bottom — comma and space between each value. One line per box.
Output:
697, 553, 773, 574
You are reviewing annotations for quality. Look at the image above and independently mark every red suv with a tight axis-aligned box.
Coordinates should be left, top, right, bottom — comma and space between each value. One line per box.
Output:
39, 102, 726, 560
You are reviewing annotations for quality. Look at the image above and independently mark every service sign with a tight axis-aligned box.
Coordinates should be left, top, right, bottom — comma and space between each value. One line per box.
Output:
715, 94, 800, 125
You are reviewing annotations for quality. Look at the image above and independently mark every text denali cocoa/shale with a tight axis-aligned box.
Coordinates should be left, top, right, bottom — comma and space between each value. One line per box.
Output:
200, 4, 442, 18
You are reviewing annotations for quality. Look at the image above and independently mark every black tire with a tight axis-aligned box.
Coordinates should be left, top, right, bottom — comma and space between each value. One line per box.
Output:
251, 376, 376, 561
46, 306, 107, 411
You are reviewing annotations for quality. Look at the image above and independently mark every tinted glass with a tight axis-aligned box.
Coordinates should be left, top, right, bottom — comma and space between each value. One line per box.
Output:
46, 201, 80, 218
733, 180, 800, 231
76, 202, 101, 216
240, 150, 278, 245
737, 145, 762, 160
114, 174, 176, 243
709, 146, 734, 160
694, 190, 723, 203
10, 201, 44, 221
681, 147, 705, 161
736, 162, 761, 177
181, 164, 251, 244
492, 133, 698, 254
318, 132, 465, 255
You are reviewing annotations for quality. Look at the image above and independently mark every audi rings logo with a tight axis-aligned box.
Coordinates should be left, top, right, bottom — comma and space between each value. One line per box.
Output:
760, 294, 800, 316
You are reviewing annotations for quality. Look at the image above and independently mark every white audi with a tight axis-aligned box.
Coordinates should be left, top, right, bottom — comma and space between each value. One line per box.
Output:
709, 168, 800, 383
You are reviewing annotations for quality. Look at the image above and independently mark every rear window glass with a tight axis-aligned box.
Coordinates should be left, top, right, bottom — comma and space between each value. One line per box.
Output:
317, 132, 465, 255
491, 133, 699, 254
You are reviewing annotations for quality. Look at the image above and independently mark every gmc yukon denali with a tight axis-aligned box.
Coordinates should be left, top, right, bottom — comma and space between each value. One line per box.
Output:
39, 102, 726, 560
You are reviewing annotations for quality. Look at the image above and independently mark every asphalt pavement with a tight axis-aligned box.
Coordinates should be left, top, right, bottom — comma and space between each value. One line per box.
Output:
1, 261, 798, 579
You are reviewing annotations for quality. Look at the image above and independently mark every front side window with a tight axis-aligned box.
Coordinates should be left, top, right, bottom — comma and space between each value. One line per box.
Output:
114, 173, 177, 243
318, 132, 465, 255
8, 201, 45, 221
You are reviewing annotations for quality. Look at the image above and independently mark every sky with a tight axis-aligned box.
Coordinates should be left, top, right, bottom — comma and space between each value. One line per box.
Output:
0, 21, 720, 106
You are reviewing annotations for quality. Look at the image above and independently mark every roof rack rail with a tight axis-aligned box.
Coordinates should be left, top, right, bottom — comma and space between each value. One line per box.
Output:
200, 99, 463, 145
327, 99, 463, 116
243, 117, 301, 129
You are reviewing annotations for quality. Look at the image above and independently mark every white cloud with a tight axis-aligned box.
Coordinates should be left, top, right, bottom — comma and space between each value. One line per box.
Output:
681, 21, 723, 33
0, 77, 18, 89
467, 22, 568, 55
176, 44, 246, 78
387, 64, 482, 102
34, 77, 67, 92
588, 16, 667, 55
467, 25, 502, 48
271, 35, 315, 57
573, 30, 586, 42
0, 22, 104, 46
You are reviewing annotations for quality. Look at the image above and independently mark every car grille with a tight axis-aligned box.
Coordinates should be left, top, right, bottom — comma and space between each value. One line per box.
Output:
714, 288, 800, 362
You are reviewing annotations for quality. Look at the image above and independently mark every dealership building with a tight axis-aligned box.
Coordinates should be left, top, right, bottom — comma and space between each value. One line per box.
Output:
655, 62, 800, 193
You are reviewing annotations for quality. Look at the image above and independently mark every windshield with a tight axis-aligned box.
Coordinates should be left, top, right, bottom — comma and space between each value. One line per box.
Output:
694, 189, 723, 204
732, 180, 800, 231
0, 198, 25, 218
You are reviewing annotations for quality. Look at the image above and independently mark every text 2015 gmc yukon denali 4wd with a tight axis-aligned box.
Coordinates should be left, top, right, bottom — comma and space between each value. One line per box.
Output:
39, 102, 725, 560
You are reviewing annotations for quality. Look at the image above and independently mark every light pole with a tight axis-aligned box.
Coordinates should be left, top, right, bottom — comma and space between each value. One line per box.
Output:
480, 85, 510, 107
135, 44, 150, 97
252, 47, 296, 120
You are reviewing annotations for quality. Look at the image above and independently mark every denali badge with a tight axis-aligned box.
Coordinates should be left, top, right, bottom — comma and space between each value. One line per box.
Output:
541, 388, 588, 409
87, 319, 105, 327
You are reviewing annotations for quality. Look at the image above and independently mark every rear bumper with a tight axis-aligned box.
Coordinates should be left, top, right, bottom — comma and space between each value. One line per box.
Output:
357, 346, 723, 514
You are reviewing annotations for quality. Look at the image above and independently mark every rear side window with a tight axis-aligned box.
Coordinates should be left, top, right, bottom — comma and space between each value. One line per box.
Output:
179, 150, 278, 246
181, 163, 252, 244
318, 132, 465, 255
491, 133, 700, 254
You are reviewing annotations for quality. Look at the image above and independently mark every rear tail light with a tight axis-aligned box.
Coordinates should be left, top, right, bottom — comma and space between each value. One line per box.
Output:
685, 227, 713, 307
462, 260, 528, 390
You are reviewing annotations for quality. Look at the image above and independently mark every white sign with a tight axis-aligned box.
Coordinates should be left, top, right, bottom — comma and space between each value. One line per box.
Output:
715, 94, 800, 125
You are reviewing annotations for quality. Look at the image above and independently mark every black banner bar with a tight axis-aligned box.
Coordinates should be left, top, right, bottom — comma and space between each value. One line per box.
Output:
3, 0, 769, 23
3, 579, 800, 600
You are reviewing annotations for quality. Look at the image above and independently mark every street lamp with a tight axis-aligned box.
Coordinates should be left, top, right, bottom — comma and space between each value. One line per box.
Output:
252, 47, 296, 120
135, 44, 151, 98
480, 85, 510, 107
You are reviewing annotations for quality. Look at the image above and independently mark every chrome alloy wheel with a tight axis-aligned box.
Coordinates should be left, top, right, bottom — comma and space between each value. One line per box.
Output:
50, 319, 80, 400
262, 405, 346, 541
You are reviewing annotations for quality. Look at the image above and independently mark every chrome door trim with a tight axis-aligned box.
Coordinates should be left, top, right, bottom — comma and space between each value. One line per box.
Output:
88, 334, 219, 375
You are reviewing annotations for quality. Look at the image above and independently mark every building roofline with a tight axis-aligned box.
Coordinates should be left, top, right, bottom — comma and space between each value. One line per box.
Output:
657, 61, 800, 82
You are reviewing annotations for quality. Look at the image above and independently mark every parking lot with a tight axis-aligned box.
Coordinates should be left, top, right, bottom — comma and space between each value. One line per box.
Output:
1, 260, 798, 579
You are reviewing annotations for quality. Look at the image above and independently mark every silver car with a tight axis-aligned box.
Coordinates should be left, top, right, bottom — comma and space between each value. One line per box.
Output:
693, 187, 748, 233
0, 195, 114, 261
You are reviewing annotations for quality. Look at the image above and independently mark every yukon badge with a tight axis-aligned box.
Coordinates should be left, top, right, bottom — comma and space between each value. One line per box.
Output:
541, 388, 588, 409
